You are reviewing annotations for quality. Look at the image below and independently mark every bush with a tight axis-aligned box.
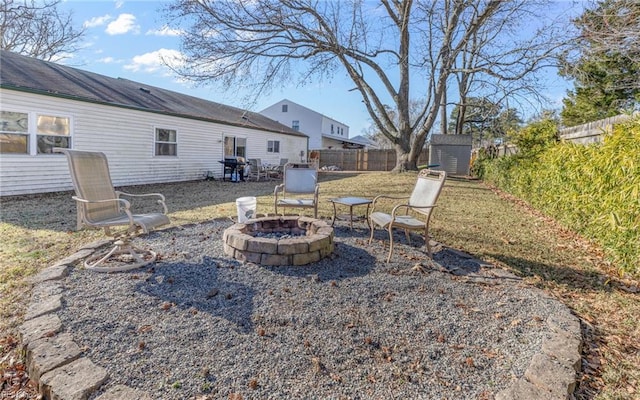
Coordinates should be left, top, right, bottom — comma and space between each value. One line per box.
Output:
482, 117, 640, 276
511, 118, 559, 157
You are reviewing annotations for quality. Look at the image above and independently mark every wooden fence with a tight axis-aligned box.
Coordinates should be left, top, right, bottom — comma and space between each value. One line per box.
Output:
316, 148, 430, 171
559, 113, 636, 145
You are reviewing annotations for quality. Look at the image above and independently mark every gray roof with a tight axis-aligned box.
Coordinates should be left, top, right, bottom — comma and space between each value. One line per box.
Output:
0, 50, 306, 137
429, 134, 472, 146
348, 135, 378, 148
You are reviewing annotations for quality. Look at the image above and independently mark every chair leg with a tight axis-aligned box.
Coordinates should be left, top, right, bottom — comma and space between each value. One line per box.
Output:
368, 221, 376, 245
424, 226, 432, 258
386, 225, 395, 263
84, 238, 157, 272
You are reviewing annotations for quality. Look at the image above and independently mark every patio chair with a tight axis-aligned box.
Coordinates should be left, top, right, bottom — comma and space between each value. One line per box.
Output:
265, 158, 289, 180
368, 169, 446, 262
247, 158, 266, 181
57, 149, 170, 272
274, 163, 319, 218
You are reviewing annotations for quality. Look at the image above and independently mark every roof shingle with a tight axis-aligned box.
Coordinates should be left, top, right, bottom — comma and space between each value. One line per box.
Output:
0, 50, 305, 137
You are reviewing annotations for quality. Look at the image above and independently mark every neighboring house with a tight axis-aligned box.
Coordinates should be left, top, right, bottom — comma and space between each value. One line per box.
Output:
260, 99, 365, 150
348, 135, 379, 149
0, 50, 308, 196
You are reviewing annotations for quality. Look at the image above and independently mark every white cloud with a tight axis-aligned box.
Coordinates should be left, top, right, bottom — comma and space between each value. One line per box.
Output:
124, 49, 185, 74
115, 1, 124, 9
97, 56, 118, 64
146, 26, 183, 37
84, 15, 112, 28
106, 14, 140, 35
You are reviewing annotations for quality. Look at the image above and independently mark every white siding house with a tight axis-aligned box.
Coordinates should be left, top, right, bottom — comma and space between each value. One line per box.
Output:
260, 99, 365, 150
0, 51, 308, 196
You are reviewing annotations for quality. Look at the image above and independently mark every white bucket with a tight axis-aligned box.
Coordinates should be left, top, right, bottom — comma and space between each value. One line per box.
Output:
236, 196, 257, 223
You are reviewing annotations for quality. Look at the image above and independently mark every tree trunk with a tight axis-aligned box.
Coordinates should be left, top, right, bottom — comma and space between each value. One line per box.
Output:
456, 102, 466, 136
440, 90, 448, 135
391, 128, 418, 172
391, 147, 411, 172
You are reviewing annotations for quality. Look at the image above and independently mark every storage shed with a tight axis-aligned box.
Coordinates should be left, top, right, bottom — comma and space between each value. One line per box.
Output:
428, 134, 472, 176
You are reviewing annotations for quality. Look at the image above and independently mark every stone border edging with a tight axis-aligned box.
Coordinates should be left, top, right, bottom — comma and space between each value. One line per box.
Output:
441, 249, 583, 399
19, 234, 582, 400
19, 242, 151, 400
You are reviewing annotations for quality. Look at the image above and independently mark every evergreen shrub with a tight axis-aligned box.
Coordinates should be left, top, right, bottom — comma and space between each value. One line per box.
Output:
480, 117, 639, 276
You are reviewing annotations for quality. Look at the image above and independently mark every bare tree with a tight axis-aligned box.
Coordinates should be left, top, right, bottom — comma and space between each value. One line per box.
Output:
365, 100, 426, 150
166, 0, 568, 171
578, 0, 640, 62
447, 2, 569, 137
0, 0, 84, 61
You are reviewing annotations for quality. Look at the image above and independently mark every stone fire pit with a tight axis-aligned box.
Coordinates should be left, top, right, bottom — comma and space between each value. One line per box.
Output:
223, 216, 334, 266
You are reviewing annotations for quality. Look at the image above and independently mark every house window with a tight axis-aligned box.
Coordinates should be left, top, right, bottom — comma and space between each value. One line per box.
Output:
224, 136, 246, 157
267, 140, 280, 153
0, 110, 72, 154
0, 111, 29, 153
282, 104, 288, 112
36, 114, 71, 154
331, 124, 334, 134
155, 128, 177, 156
292, 120, 300, 131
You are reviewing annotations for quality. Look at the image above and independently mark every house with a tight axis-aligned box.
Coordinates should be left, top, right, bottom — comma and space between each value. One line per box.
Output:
0, 50, 308, 196
348, 135, 379, 149
260, 99, 366, 150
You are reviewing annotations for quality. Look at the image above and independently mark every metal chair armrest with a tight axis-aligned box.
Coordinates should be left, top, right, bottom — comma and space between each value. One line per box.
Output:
116, 191, 168, 214
73, 195, 131, 209
391, 204, 436, 217
370, 195, 410, 214
72, 196, 135, 227
390, 203, 411, 217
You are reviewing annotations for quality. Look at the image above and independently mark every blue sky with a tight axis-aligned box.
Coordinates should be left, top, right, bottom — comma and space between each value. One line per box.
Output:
57, 1, 582, 136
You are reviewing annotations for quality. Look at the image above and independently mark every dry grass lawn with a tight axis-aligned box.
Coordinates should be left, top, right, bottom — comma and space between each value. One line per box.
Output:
1, 172, 638, 399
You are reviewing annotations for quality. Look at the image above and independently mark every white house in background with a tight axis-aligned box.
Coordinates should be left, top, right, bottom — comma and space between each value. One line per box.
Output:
260, 99, 366, 150
348, 135, 379, 149
0, 50, 308, 196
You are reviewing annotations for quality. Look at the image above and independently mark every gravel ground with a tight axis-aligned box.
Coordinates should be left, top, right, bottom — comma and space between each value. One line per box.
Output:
56, 219, 567, 399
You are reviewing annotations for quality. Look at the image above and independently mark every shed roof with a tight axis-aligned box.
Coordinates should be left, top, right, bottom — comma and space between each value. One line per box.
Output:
0, 50, 306, 138
429, 134, 472, 146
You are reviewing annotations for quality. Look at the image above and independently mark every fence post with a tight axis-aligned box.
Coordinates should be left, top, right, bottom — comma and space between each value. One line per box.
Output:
363, 149, 367, 171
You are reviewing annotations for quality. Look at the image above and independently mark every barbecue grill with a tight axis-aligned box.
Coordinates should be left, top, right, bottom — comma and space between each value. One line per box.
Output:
219, 157, 246, 181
